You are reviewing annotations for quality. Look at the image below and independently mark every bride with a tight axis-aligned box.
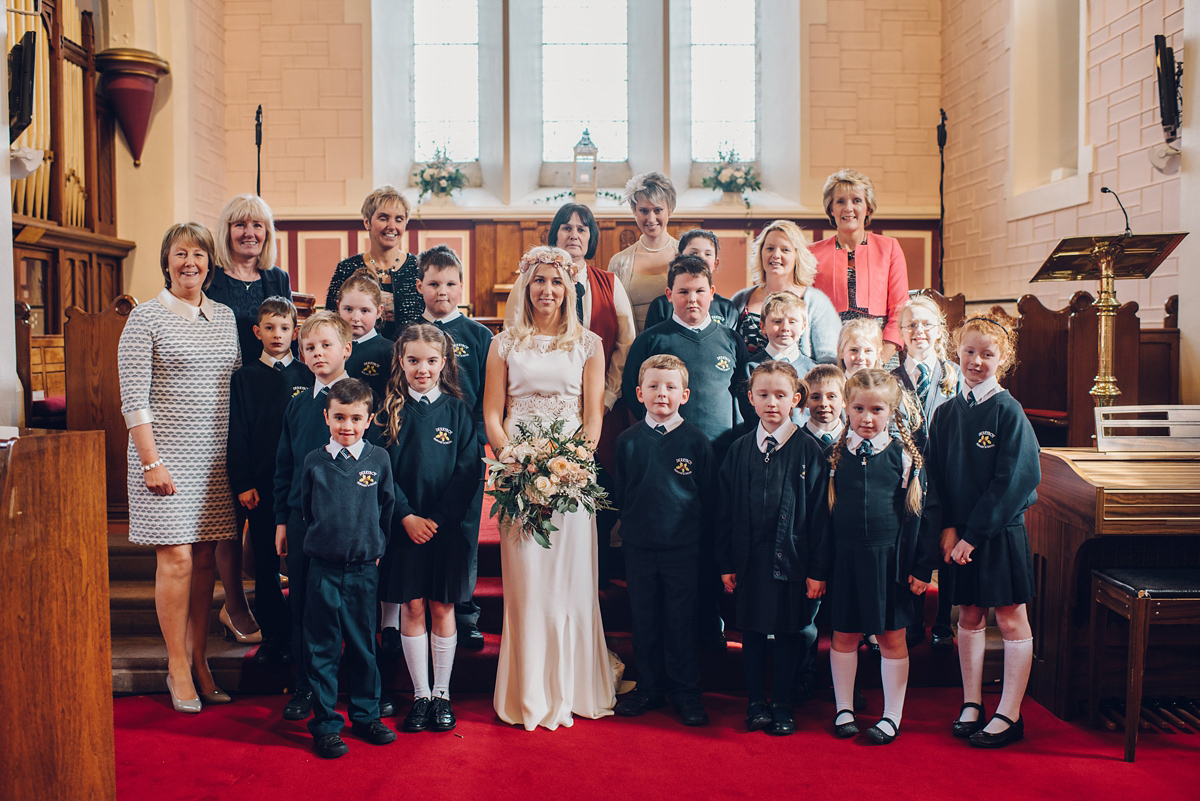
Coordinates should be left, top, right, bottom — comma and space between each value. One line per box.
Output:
483, 246, 616, 730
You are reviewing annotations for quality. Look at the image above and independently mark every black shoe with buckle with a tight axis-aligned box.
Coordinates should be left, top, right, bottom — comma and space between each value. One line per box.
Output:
769, 704, 795, 736
867, 717, 900, 744
402, 697, 433, 732
952, 702, 987, 738
969, 714, 1024, 748
833, 709, 858, 739
282, 688, 313, 720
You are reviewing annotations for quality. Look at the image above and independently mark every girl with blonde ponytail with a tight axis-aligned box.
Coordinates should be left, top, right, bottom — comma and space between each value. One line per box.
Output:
820, 369, 936, 746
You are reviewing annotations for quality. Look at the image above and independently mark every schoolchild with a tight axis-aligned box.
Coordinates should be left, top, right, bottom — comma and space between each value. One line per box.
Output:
742, 291, 816, 425
273, 311, 354, 720
891, 296, 961, 648
298, 378, 396, 758
927, 313, 1040, 748
227, 296, 313, 663
716, 361, 827, 736
338, 268, 394, 408
408, 244, 493, 652
377, 324, 482, 734
612, 354, 714, 727
800, 364, 847, 455
822, 369, 933, 745
644, 229, 738, 330
837, 317, 884, 376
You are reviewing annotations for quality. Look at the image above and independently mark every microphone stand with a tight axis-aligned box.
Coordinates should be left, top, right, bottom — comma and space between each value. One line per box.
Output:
255, 105, 263, 197
937, 109, 948, 291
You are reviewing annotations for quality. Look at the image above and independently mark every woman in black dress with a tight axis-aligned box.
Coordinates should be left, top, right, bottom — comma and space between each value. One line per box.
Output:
325, 185, 423, 338
208, 194, 293, 646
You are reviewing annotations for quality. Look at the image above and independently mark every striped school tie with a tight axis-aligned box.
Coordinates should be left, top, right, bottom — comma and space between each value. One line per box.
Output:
917, 363, 931, 404
966, 391, 977, 408
857, 440, 874, 457
764, 435, 778, 462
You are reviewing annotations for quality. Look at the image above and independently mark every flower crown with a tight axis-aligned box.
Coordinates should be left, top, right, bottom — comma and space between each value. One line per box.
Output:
517, 246, 583, 282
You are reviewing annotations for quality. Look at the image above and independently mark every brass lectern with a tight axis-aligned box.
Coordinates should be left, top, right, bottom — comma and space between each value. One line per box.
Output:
1031, 233, 1186, 406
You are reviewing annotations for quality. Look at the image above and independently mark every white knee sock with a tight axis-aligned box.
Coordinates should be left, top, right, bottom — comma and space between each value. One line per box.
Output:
380, 602, 400, 630
988, 636, 1033, 732
830, 647, 858, 724
957, 624, 987, 721
402, 633, 430, 699
431, 633, 456, 700
880, 655, 909, 727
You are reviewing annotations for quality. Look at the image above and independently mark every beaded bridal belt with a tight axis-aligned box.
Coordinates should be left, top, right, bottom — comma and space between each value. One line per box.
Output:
507, 393, 583, 421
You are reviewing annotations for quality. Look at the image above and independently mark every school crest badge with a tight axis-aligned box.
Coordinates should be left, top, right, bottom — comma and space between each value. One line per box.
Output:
976, 430, 996, 449
357, 470, 378, 487
715, 356, 732, 372
434, 427, 453, 445
712, 314, 726, 325
361, 361, 380, 376
453, 343, 469, 358
674, 458, 693, 476
291, 386, 307, 398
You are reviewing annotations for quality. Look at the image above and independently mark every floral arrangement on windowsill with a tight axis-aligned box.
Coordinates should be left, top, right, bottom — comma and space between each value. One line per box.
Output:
415, 147, 467, 201
534, 188, 626, 204
701, 146, 761, 207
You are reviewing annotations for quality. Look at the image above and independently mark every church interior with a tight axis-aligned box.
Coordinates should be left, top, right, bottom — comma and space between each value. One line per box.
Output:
1, 0, 1198, 798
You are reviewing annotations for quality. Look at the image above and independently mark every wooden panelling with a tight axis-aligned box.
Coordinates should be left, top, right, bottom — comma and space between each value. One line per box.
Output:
0, 429, 114, 801
64, 295, 135, 518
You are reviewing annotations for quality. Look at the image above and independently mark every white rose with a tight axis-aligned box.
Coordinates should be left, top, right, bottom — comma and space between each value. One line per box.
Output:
718, 167, 734, 182
534, 475, 553, 495
439, 178, 448, 187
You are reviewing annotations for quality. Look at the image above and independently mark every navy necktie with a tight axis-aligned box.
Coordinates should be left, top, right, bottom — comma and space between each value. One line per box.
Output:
317, 386, 329, 400
916, 363, 931, 404
764, 435, 778, 462
273, 361, 284, 371
966, 392, 977, 408
337, 447, 352, 461
653, 424, 667, 435
857, 439, 874, 457
821, 432, 834, 445
419, 396, 431, 405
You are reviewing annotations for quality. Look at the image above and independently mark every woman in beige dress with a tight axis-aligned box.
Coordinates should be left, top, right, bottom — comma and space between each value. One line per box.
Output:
606, 171, 678, 333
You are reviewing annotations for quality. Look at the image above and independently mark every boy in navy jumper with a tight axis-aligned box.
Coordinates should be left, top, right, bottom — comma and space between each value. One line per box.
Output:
412, 244, 492, 652
273, 311, 354, 721
801, 364, 847, 455
298, 378, 396, 758
622, 254, 748, 651
228, 297, 313, 663
613, 354, 713, 726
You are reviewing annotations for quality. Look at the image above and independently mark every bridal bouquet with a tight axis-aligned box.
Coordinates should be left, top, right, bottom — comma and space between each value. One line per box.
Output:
484, 418, 610, 549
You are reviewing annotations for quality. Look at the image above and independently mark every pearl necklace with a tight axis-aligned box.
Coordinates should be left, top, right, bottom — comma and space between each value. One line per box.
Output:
638, 237, 672, 253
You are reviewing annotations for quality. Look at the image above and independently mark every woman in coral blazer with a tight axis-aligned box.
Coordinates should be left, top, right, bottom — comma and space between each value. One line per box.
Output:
810, 169, 911, 364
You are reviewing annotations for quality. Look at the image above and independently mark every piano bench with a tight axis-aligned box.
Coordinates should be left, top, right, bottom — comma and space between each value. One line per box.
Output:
1088, 568, 1200, 762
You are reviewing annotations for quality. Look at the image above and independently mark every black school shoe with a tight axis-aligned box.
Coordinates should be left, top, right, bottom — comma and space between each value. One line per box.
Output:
745, 702, 773, 732
402, 697, 433, 732
677, 701, 709, 727
458, 625, 485, 651
615, 691, 665, 717
867, 717, 900, 745
769, 704, 796, 736
313, 733, 348, 759
379, 696, 395, 718
969, 714, 1024, 748
931, 625, 956, 650
833, 709, 859, 739
429, 697, 456, 732
351, 719, 397, 745
952, 702, 987, 738
282, 688, 313, 720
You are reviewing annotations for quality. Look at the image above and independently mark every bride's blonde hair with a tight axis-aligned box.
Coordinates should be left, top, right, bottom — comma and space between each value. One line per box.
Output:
507, 246, 586, 351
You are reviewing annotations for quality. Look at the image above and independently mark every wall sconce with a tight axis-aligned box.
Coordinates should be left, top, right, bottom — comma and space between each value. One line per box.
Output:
95, 48, 170, 167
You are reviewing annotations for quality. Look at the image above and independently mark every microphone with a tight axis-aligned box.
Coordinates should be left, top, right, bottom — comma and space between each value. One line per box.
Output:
1100, 186, 1131, 237
255, 105, 263, 147
937, 109, 948, 149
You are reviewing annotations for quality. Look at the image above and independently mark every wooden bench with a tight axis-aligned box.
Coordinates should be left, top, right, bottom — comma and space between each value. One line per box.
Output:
916, 288, 965, 334
292, 292, 316, 322
14, 302, 67, 428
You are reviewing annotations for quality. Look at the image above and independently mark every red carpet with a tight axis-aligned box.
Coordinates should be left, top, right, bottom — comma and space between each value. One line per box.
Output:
115, 689, 1200, 800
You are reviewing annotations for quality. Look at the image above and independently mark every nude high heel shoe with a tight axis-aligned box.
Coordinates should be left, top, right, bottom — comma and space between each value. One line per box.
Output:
219, 605, 262, 644
166, 676, 202, 714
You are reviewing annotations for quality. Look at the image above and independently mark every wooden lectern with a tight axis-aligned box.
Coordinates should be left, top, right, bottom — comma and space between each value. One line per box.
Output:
1030, 232, 1186, 406
0, 429, 115, 799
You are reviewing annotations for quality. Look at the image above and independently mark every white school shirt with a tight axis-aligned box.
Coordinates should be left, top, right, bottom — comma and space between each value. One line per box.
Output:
671, 312, 713, 333
259, 351, 295, 369
324, 437, 366, 460
645, 412, 684, 434
355, 328, 378, 344
960, 376, 1002, 406
313, 373, 348, 398
422, 309, 463, 325
903, 353, 938, 387
408, 386, 443, 404
845, 430, 914, 487
756, 420, 798, 453
765, 342, 801, 363
806, 417, 844, 442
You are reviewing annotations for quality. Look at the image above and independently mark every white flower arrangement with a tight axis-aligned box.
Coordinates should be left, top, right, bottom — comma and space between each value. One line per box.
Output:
414, 146, 467, 200
701, 146, 762, 200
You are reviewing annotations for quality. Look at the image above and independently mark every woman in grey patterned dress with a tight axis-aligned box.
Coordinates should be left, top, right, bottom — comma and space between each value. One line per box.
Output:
118, 223, 240, 712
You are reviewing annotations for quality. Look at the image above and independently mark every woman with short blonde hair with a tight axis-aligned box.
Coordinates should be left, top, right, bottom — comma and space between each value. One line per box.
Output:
607, 171, 680, 333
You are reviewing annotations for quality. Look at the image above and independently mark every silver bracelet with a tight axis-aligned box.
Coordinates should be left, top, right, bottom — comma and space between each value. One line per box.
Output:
142, 459, 163, 472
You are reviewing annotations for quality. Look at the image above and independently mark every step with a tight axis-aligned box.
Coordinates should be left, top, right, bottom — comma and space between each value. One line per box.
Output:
109, 580, 255, 637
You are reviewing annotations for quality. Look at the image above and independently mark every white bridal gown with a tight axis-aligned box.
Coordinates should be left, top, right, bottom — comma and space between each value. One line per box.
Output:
492, 329, 616, 730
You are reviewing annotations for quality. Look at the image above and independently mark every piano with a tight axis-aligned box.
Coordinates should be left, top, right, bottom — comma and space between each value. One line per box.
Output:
1027, 448, 1200, 719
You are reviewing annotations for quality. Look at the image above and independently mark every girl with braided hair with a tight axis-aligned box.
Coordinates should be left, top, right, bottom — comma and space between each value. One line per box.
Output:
820, 369, 935, 745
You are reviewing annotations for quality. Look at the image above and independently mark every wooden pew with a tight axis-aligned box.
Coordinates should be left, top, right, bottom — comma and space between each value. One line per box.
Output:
64, 295, 136, 519
1139, 295, 1180, 405
292, 291, 316, 322
916, 288, 966, 334
14, 303, 68, 428
1006, 291, 1140, 447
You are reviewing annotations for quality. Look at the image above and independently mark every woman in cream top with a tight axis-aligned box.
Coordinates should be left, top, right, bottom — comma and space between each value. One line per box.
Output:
606, 171, 679, 334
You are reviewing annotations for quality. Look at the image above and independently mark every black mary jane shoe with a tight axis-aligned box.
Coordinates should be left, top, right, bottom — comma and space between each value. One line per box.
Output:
833, 709, 859, 739
768, 704, 796, 736
860, 634, 881, 655
968, 714, 1025, 749
745, 702, 773, 732
952, 702, 987, 738
401, 697, 433, 732
867, 717, 900, 745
